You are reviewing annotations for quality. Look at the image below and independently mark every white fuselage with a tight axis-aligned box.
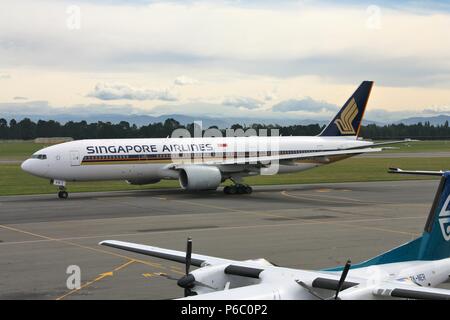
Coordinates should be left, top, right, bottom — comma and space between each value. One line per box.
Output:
21, 136, 372, 183
185, 258, 450, 300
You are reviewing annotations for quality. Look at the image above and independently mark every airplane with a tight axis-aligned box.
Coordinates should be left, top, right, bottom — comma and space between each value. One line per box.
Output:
100, 169, 450, 300
21, 81, 411, 199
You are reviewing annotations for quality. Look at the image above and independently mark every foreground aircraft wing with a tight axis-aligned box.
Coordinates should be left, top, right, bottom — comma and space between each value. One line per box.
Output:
100, 240, 232, 267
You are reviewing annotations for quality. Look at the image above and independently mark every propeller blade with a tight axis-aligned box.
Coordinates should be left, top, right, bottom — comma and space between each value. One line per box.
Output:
334, 259, 351, 300
183, 237, 193, 297
296, 280, 326, 300
186, 237, 192, 276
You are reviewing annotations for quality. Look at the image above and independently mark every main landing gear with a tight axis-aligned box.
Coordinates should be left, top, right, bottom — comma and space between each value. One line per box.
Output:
223, 184, 253, 195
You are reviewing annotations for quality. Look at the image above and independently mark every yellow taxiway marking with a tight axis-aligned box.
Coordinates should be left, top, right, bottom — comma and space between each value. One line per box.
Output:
0, 223, 163, 268
142, 273, 156, 278
170, 266, 183, 272
113, 259, 136, 272
0, 224, 56, 241
0, 224, 189, 284
0, 215, 423, 247
56, 260, 135, 300
315, 188, 332, 193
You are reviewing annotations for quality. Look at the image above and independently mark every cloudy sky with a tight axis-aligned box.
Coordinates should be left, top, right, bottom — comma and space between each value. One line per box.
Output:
0, 0, 449, 122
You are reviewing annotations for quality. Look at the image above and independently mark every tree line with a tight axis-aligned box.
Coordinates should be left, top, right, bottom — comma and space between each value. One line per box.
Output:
0, 118, 449, 140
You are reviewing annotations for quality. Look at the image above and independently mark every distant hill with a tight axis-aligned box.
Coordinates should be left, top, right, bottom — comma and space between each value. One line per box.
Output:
396, 115, 450, 126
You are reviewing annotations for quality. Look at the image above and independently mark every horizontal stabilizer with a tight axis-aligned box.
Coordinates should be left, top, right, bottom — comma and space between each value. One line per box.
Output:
388, 168, 444, 176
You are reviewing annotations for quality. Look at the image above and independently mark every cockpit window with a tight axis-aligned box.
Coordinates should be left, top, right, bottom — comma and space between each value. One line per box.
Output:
31, 154, 47, 160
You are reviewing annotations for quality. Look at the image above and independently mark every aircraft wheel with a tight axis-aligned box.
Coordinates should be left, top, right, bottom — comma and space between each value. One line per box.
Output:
58, 191, 69, 199
236, 185, 246, 194
244, 186, 253, 194
228, 185, 237, 195
223, 186, 231, 194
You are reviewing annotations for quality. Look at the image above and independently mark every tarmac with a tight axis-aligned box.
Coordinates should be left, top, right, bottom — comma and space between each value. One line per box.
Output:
0, 180, 449, 300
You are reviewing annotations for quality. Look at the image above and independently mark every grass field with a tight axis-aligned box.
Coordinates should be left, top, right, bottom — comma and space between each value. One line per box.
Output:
0, 140, 449, 196
0, 141, 50, 160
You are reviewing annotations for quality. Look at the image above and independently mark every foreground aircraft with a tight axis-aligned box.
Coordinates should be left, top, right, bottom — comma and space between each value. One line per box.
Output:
21, 81, 409, 198
101, 169, 450, 300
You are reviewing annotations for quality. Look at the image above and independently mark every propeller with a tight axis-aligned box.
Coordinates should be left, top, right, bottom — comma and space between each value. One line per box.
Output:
179, 237, 194, 297
296, 259, 352, 300
186, 237, 192, 275
334, 259, 351, 300
157, 237, 217, 295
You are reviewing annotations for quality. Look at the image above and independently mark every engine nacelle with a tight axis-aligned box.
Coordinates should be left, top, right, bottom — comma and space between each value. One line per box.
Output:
126, 178, 161, 185
179, 166, 222, 191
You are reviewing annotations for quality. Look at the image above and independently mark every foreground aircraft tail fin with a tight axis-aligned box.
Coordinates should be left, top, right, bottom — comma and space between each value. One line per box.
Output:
326, 171, 450, 271
318, 81, 373, 138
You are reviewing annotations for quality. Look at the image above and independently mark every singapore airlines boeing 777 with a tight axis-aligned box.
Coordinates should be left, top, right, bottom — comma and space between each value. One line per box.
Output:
21, 81, 410, 198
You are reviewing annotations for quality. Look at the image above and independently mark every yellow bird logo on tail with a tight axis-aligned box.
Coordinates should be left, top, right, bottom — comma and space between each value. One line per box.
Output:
334, 98, 358, 135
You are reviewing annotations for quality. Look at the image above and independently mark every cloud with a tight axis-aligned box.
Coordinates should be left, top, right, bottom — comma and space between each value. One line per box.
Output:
0, 100, 52, 114
88, 82, 177, 101
222, 96, 264, 109
0, 73, 10, 79
264, 91, 278, 102
272, 97, 338, 113
1, 1, 450, 86
422, 105, 450, 115
0, 100, 140, 117
13, 96, 27, 100
174, 75, 198, 86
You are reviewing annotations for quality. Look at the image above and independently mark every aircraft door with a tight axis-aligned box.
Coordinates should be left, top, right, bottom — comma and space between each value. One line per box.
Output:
70, 151, 81, 166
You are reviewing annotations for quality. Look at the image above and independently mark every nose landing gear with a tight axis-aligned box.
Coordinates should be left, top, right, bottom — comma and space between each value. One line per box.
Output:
52, 179, 69, 199
58, 189, 69, 199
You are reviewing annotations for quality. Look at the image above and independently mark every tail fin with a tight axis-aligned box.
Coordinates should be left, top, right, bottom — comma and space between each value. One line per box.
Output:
318, 81, 373, 138
419, 172, 450, 260
329, 172, 450, 270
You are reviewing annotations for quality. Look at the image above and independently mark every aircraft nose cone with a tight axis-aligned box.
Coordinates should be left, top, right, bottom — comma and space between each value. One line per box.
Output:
21, 159, 32, 173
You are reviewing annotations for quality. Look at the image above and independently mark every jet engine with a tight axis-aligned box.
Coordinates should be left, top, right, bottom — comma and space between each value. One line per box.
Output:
178, 166, 222, 191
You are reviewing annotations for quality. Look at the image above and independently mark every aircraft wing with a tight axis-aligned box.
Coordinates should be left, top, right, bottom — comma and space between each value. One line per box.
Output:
197, 147, 383, 166
371, 282, 450, 300
100, 240, 233, 267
